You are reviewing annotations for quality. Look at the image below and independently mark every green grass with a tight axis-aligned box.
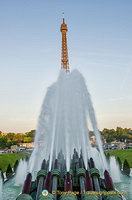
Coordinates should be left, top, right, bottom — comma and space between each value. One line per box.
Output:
0, 153, 30, 172
106, 149, 132, 167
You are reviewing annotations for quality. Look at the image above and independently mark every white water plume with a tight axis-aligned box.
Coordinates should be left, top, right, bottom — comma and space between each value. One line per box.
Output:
14, 159, 28, 186
91, 147, 102, 170
110, 156, 121, 182
29, 70, 107, 173
130, 168, 132, 177
3, 172, 7, 182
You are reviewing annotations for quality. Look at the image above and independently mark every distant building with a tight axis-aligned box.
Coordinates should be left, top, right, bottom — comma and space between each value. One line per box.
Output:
90, 136, 96, 145
20, 143, 34, 148
11, 145, 18, 153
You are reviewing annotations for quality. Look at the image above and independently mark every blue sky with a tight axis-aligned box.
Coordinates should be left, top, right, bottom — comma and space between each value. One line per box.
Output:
0, 0, 132, 132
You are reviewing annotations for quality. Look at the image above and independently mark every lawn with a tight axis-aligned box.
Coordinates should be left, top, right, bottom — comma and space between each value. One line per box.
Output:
106, 149, 132, 167
0, 152, 30, 172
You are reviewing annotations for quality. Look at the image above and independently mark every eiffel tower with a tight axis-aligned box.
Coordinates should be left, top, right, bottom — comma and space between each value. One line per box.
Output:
60, 13, 70, 72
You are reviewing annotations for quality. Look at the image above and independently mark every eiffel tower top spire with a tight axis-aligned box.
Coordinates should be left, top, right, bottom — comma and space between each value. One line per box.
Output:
60, 13, 69, 72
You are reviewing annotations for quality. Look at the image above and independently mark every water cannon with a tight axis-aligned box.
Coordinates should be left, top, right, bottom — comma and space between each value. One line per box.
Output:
77, 158, 85, 199
16, 153, 125, 200
59, 172, 77, 200
74, 148, 76, 154
41, 159, 47, 170
103, 170, 122, 200
16, 173, 33, 200
64, 172, 72, 192
43, 172, 52, 193
104, 170, 114, 191
89, 158, 102, 200
36, 159, 47, 200
54, 159, 58, 169
85, 170, 93, 191
51, 159, 60, 200
90, 157, 95, 168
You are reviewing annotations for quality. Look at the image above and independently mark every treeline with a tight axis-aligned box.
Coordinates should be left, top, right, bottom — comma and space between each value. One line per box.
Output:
0, 127, 132, 149
0, 130, 35, 149
101, 127, 132, 143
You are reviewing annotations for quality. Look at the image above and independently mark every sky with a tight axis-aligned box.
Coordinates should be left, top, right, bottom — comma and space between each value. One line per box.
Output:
0, 0, 132, 132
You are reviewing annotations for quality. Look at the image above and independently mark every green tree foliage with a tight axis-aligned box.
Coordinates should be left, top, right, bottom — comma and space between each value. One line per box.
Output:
6, 133, 15, 142
6, 163, 13, 178
0, 130, 35, 149
106, 135, 114, 143
25, 130, 35, 142
0, 137, 8, 149
123, 159, 130, 175
14, 134, 23, 143
7, 141, 18, 148
101, 127, 132, 143
24, 137, 31, 143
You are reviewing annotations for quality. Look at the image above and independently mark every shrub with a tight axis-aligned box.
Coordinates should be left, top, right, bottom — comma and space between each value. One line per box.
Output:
6, 163, 13, 178
123, 159, 130, 175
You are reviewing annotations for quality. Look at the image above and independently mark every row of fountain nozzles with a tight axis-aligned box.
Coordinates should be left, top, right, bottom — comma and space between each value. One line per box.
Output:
16, 157, 119, 200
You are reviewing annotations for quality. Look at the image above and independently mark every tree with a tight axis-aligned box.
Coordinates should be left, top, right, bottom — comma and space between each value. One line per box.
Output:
6, 133, 15, 142
24, 137, 31, 143
101, 128, 115, 143
123, 159, 130, 175
0, 137, 8, 149
101, 127, 132, 143
14, 134, 23, 143
106, 135, 114, 143
7, 141, 18, 148
6, 164, 13, 179
25, 130, 35, 142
